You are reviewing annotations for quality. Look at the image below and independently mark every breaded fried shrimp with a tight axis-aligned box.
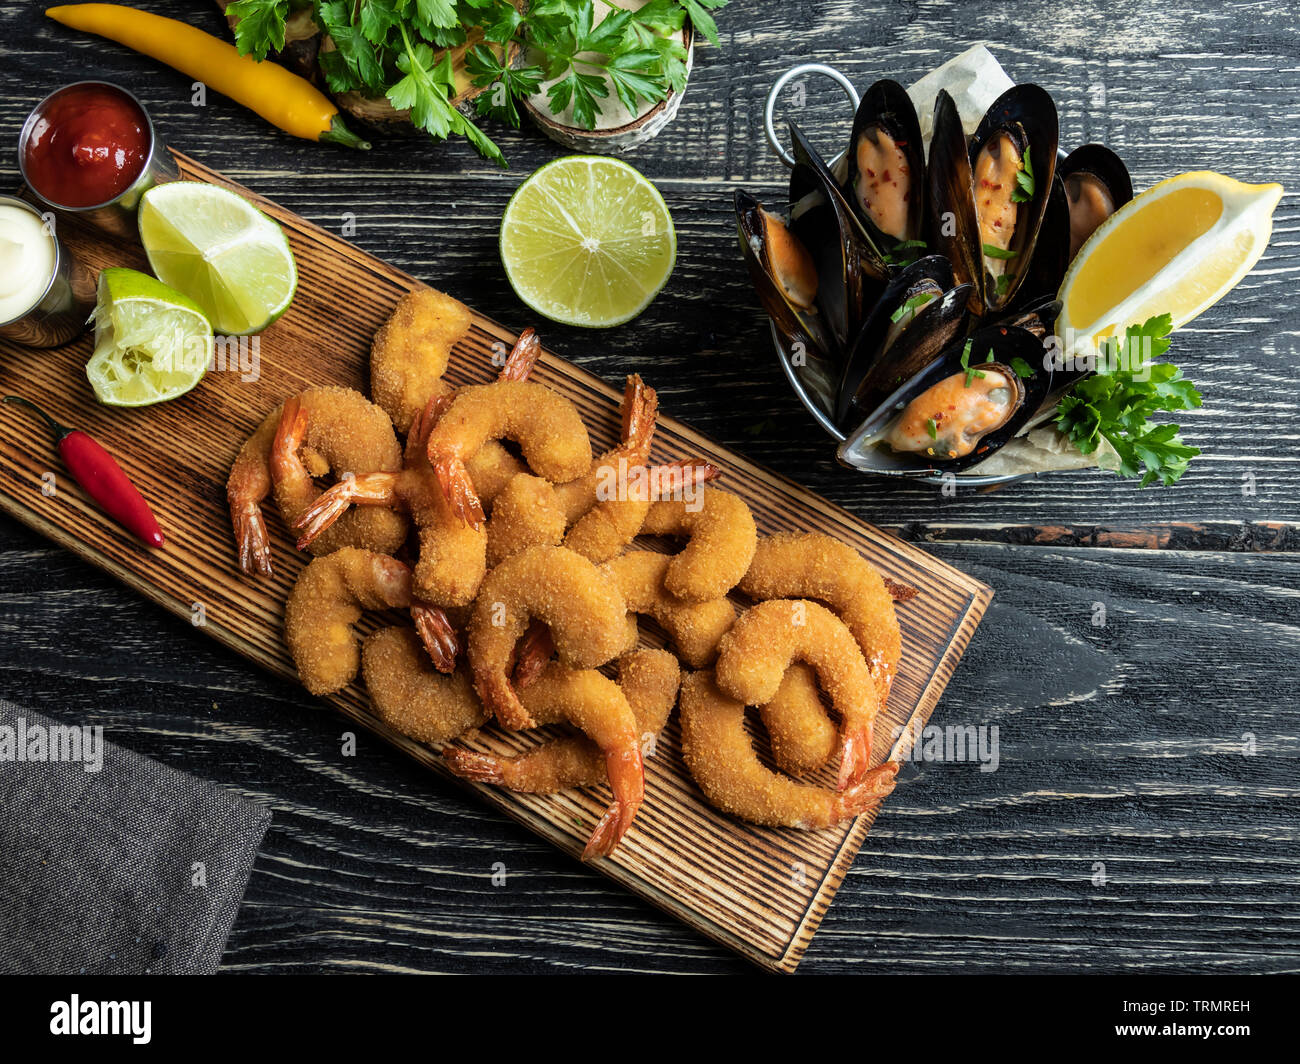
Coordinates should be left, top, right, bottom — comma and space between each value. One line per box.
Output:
679, 671, 899, 829
269, 388, 408, 558
485, 473, 567, 568
285, 548, 447, 694
715, 599, 881, 791
760, 663, 837, 776
640, 486, 757, 601
739, 531, 906, 704
294, 392, 488, 610
467, 546, 627, 731
427, 359, 591, 529
444, 648, 678, 793
362, 626, 488, 744
444, 659, 657, 860
370, 287, 472, 433
602, 551, 735, 667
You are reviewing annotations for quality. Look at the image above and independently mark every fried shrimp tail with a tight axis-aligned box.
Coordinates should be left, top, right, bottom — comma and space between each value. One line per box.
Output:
411, 602, 460, 673
496, 327, 541, 381
227, 409, 279, 577
293, 470, 401, 550
679, 671, 899, 829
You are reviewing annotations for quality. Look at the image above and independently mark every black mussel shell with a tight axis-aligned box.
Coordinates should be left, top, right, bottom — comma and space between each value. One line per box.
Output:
1060, 143, 1133, 260
966, 84, 1060, 314
735, 189, 837, 392
789, 120, 887, 350
844, 79, 928, 267
1008, 173, 1070, 315
834, 254, 974, 427
837, 324, 1054, 475
989, 293, 1063, 341
926, 89, 984, 313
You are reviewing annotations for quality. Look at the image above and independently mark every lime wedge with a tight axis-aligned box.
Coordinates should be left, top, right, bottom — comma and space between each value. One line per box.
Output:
87, 268, 214, 407
500, 156, 676, 328
138, 182, 297, 335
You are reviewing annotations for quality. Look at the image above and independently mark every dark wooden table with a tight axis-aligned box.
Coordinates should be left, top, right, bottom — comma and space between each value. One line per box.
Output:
2, 1, 1297, 974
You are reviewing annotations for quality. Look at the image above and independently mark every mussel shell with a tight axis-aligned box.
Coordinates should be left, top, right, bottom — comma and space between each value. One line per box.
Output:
844, 79, 928, 261
966, 84, 1060, 314
1007, 173, 1070, 315
735, 189, 838, 402
837, 324, 1054, 475
1059, 143, 1133, 258
788, 121, 886, 349
926, 89, 984, 312
834, 254, 974, 428
1060, 143, 1133, 204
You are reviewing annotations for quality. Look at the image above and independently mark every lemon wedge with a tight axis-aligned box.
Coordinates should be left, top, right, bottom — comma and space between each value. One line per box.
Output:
1057, 171, 1283, 353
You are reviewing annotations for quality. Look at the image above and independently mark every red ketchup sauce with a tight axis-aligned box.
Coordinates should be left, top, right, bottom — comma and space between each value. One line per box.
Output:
22, 84, 150, 208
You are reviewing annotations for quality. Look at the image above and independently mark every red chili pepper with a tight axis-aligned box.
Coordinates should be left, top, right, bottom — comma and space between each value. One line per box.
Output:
3, 395, 164, 548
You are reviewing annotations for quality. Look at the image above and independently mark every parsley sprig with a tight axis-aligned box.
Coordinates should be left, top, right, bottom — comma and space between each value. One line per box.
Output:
1011, 148, 1034, 203
1055, 314, 1202, 486
225, 0, 727, 166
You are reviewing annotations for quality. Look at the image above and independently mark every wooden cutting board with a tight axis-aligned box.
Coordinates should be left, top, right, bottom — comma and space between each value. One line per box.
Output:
0, 152, 991, 973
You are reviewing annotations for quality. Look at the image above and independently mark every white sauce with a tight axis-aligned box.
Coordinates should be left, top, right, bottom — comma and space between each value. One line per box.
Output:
0, 204, 56, 324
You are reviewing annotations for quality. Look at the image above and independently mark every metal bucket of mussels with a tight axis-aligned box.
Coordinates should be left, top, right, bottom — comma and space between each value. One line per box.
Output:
736, 47, 1135, 487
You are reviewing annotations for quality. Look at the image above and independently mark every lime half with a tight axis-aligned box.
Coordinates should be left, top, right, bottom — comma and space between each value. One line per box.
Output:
138, 181, 297, 335
87, 268, 215, 407
500, 156, 676, 328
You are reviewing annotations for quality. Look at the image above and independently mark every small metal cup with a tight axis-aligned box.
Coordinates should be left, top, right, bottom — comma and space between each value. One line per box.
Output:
18, 80, 178, 240
0, 196, 95, 348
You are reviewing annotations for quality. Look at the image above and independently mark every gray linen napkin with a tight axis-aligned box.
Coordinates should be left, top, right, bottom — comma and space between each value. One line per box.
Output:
0, 699, 271, 974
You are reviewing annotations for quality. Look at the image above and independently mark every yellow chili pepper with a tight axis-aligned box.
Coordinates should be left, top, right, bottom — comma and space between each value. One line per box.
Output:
45, 4, 370, 150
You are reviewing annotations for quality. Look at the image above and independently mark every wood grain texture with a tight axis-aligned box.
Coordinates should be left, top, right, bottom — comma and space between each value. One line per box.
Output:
1, 0, 1296, 974
0, 154, 990, 972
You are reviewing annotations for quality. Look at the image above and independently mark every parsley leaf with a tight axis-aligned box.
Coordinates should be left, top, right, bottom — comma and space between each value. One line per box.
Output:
226, 0, 289, 61
882, 238, 927, 267
1054, 314, 1202, 486
960, 339, 985, 386
1011, 148, 1035, 204
225, 0, 728, 165
890, 291, 933, 324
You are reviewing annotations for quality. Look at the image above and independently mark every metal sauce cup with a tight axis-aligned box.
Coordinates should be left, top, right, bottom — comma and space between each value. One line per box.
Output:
18, 80, 178, 240
0, 196, 95, 348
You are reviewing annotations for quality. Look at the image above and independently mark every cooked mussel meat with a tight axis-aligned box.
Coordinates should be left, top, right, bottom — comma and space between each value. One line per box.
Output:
930, 84, 1059, 314
735, 189, 831, 360
834, 254, 974, 427
837, 324, 1053, 474
1060, 144, 1133, 258
845, 80, 927, 258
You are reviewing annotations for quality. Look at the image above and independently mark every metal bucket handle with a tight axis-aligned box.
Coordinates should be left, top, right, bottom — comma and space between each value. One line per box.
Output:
763, 63, 860, 170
